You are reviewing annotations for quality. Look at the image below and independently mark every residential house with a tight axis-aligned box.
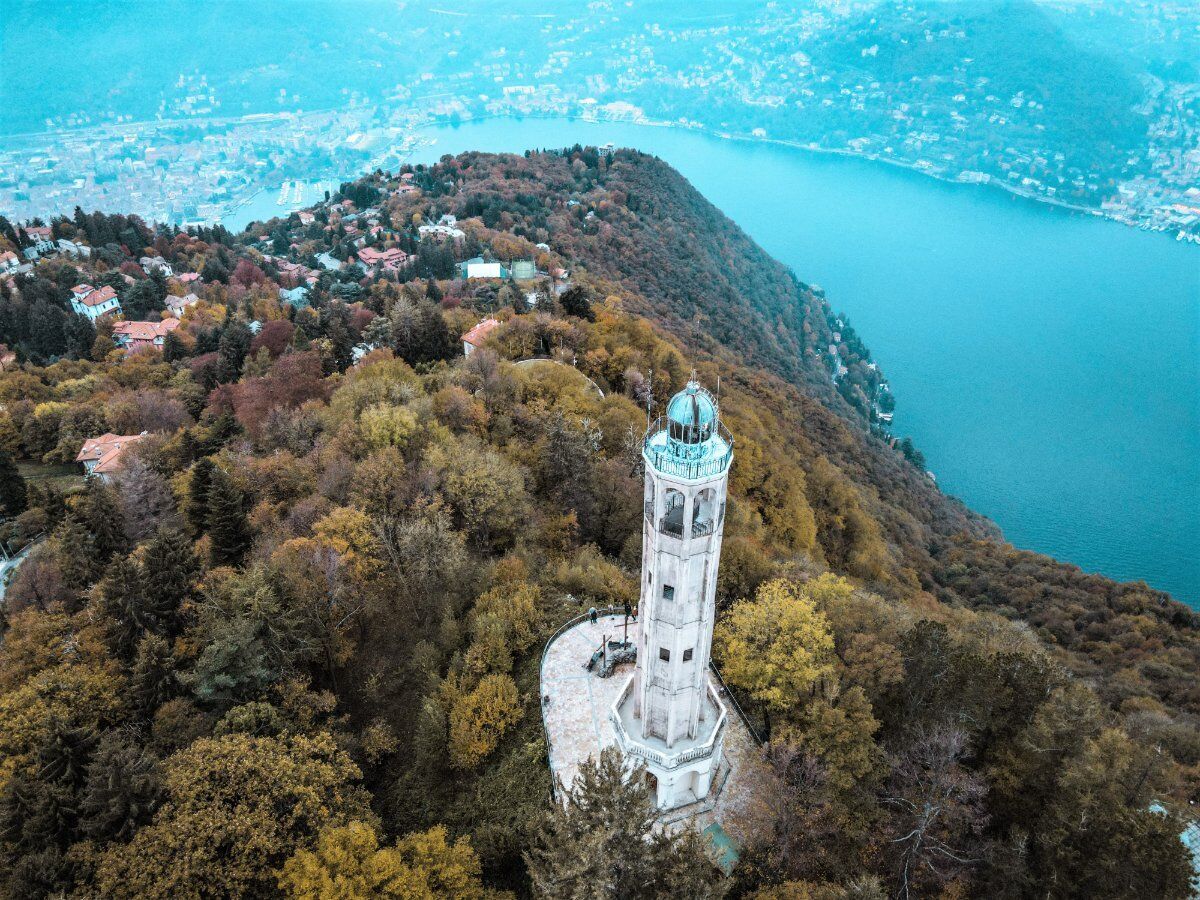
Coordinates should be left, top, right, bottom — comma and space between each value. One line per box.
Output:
57, 238, 91, 258
316, 252, 342, 271
459, 257, 508, 280
112, 318, 180, 353
166, 293, 199, 317
356, 246, 410, 274
75, 432, 147, 481
0, 252, 18, 274
22, 246, 39, 261
71, 284, 122, 320
279, 285, 311, 308
418, 219, 465, 242
462, 318, 501, 357
25, 226, 56, 255
177, 271, 202, 286
139, 255, 174, 277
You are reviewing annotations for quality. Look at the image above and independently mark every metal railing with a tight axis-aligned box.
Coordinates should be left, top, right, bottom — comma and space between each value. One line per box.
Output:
642, 417, 734, 481
540, 604, 636, 801
658, 517, 717, 539
708, 661, 764, 746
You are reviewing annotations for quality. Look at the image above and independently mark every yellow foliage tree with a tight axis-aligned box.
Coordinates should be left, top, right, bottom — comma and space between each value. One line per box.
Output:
448, 673, 522, 769
714, 578, 836, 722
279, 821, 503, 900
95, 732, 374, 898
358, 403, 419, 453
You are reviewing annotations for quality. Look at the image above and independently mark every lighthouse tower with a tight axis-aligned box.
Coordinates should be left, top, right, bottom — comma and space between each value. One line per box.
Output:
611, 379, 733, 809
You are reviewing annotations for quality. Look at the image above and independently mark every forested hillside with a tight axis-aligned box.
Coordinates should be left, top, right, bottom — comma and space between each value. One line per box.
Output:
0, 147, 1194, 899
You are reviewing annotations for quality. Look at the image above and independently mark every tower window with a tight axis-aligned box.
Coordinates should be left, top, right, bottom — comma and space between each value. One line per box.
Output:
662, 585, 675, 601
683, 648, 693, 662
659, 647, 670, 661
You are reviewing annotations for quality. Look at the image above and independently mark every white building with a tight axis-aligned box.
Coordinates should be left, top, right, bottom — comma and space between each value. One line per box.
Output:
70, 284, 122, 320
611, 380, 733, 809
461, 317, 500, 357
57, 239, 92, 258
140, 256, 174, 277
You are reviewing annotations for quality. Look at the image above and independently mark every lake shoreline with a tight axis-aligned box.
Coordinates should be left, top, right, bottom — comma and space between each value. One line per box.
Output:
407, 111, 1196, 243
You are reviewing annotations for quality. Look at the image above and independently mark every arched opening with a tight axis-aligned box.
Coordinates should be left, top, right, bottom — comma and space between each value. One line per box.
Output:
692, 488, 717, 536
661, 489, 685, 536
645, 770, 659, 804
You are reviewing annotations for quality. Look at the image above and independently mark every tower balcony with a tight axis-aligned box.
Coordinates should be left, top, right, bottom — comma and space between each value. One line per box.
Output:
643, 416, 734, 482
609, 672, 727, 772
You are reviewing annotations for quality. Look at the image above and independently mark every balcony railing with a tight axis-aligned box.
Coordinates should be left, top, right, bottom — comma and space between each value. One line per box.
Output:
643, 417, 734, 481
608, 674, 727, 771
658, 517, 716, 539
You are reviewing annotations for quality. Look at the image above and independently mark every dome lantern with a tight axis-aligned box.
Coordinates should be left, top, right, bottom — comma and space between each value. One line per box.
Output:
666, 380, 718, 447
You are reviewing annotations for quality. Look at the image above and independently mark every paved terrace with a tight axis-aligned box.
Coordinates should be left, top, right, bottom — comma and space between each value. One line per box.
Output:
540, 613, 774, 843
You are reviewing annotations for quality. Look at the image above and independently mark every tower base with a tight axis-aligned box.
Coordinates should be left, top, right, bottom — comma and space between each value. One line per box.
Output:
610, 673, 727, 810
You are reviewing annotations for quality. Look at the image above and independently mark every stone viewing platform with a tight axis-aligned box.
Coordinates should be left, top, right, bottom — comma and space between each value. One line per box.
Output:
540, 611, 770, 837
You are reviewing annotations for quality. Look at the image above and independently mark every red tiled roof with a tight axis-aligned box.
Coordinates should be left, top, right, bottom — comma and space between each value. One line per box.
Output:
112, 318, 180, 343
79, 286, 119, 307
462, 318, 501, 347
75, 432, 146, 474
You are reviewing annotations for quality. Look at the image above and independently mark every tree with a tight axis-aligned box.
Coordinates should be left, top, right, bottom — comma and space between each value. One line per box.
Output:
130, 634, 178, 719
185, 457, 215, 536
1033, 728, 1193, 899
0, 447, 27, 517
139, 527, 200, 639
278, 821, 498, 900
95, 732, 374, 899
558, 285, 595, 321
216, 321, 253, 384
448, 673, 522, 769
790, 686, 881, 793
114, 457, 181, 543
525, 747, 724, 899
881, 728, 988, 900
715, 579, 836, 735
79, 730, 164, 843
205, 466, 250, 566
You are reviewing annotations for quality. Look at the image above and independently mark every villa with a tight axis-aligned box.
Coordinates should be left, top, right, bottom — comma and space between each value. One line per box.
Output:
70, 284, 122, 320
112, 318, 180, 353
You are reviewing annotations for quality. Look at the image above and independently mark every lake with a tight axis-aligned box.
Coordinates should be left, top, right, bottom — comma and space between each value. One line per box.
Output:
243, 116, 1200, 605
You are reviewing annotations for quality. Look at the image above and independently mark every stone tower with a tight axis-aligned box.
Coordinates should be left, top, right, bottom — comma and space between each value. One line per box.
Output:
611, 379, 733, 809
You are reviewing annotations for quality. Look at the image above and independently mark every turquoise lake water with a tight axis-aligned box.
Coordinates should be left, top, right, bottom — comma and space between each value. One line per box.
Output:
237, 116, 1200, 605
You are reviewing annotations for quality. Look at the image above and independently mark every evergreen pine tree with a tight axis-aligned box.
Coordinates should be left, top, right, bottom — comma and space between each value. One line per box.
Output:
186, 457, 215, 537
206, 468, 251, 567
0, 447, 27, 517
77, 479, 128, 565
140, 527, 199, 637
525, 747, 725, 899
80, 730, 163, 843
130, 633, 179, 718
98, 555, 149, 660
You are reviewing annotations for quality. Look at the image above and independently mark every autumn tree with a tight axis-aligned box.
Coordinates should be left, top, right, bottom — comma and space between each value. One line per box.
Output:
715, 578, 837, 736
279, 820, 500, 900
95, 731, 373, 898
447, 673, 522, 769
